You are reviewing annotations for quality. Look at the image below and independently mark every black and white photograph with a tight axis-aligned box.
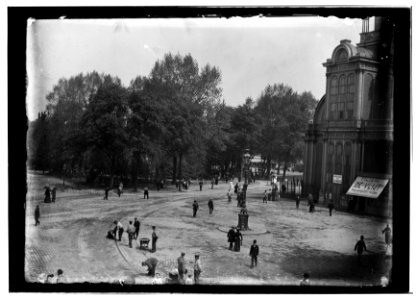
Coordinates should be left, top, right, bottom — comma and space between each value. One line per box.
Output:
7, 5, 411, 293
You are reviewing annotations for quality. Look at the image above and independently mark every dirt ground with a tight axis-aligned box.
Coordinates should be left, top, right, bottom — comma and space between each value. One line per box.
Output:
25, 173, 392, 286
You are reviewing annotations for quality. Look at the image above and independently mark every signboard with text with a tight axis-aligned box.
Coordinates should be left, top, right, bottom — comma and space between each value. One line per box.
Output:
346, 177, 389, 199
333, 174, 342, 184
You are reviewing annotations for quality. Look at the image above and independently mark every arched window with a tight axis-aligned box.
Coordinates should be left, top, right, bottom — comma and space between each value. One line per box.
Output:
346, 74, 355, 119
329, 76, 338, 120
335, 49, 348, 62
326, 143, 334, 182
338, 75, 347, 119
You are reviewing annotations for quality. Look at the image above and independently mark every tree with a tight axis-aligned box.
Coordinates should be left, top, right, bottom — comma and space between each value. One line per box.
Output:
80, 79, 129, 187
27, 112, 51, 173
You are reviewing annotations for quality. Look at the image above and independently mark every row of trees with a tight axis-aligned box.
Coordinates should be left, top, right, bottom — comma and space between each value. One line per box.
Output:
27, 53, 317, 188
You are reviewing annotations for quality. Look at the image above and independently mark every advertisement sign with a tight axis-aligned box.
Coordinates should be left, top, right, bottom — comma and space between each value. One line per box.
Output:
333, 174, 342, 184
346, 177, 389, 199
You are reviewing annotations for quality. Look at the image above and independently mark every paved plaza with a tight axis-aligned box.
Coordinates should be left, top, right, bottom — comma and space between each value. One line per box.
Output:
25, 173, 392, 286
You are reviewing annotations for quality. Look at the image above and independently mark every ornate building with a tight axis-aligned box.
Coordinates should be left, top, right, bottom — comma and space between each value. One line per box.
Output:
303, 17, 393, 217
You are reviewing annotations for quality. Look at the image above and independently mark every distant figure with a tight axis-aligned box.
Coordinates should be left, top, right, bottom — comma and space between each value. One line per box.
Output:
211, 178, 214, 189
126, 221, 135, 248
142, 257, 158, 276
227, 191, 232, 202
118, 182, 123, 197
234, 183, 239, 194
192, 200, 199, 217
44, 186, 51, 203
177, 252, 186, 283
234, 229, 243, 252
107, 221, 118, 240
263, 190, 267, 203
151, 226, 158, 252
144, 186, 149, 199
296, 195, 301, 209
208, 199, 214, 214
34, 205, 40, 226
103, 187, 110, 200
382, 224, 392, 248
328, 193, 334, 216
199, 179, 203, 191
308, 194, 315, 213
300, 273, 310, 286
116, 220, 124, 241
51, 187, 57, 203
267, 189, 272, 202
249, 240, 259, 268
194, 254, 202, 284
134, 217, 141, 240
227, 227, 235, 250
354, 235, 367, 264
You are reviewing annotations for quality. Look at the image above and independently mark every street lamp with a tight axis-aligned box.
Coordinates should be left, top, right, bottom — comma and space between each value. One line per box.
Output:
238, 149, 251, 231
243, 149, 251, 185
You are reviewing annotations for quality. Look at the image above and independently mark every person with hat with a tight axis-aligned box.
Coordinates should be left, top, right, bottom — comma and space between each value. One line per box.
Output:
234, 229, 243, 252
194, 254, 202, 284
227, 227, 235, 250
177, 252, 186, 283
354, 235, 367, 265
249, 240, 259, 268
126, 221, 136, 248
192, 200, 199, 217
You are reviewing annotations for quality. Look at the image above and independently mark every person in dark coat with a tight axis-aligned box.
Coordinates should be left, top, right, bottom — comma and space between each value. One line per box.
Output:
249, 240, 259, 268
296, 195, 301, 209
142, 257, 158, 276
234, 229, 243, 252
211, 178, 214, 189
134, 217, 141, 240
44, 187, 51, 203
354, 235, 367, 264
34, 205, 40, 226
328, 194, 334, 216
234, 183, 238, 194
103, 187, 110, 200
308, 194, 315, 213
199, 179, 203, 191
151, 226, 158, 252
227, 227, 235, 250
144, 186, 149, 199
192, 200, 199, 217
208, 199, 214, 214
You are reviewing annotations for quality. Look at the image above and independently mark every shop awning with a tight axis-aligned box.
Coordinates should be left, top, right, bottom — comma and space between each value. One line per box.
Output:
346, 176, 389, 199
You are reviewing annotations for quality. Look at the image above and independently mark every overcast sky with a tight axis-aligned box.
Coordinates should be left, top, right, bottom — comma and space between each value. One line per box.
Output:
27, 16, 364, 120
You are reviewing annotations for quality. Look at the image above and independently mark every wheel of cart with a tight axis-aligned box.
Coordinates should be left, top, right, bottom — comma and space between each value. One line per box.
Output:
139, 238, 150, 249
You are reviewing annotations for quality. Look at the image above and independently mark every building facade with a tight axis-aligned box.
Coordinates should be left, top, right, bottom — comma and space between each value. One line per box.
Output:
303, 17, 394, 217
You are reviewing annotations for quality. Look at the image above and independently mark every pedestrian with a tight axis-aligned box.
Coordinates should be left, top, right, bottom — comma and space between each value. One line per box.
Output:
144, 186, 149, 199
227, 191, 232, 202
151, 226, 158, 252
44, 186, 51, 203
354, 235, 367, 265
300, 273, 310, 286
142, 257, 158, 276
116, 220, 124, 242
51, 187, 57, 203
192, 200, 199, 217
263, 190, 267, 203
126, 221, 135, 248
211, 178, 214, 189
382, 224, 392, 248
118, 181, 123, 197
227, 227, 235, 250
208, 199, 214, 214
34, 205, 40, 226
134, 217, 141, 240
249, 240, 259, 268
296, 195, 301, 209
308, 193, 315, 213
194, 254, 202, 284
177, 252, 186, 283
234, 183, 238, 194
328, 193, 334, 216
234, 229, 243, 252
199, 179, 203, 191
103, 187, 110, 200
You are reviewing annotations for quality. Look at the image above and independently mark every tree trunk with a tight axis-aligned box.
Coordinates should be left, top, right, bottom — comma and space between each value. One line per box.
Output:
266, 155, 272, 178
172, 154, 177, 184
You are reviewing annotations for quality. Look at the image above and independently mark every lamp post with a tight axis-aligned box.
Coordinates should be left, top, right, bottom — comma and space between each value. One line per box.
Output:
238, 149, 251, 231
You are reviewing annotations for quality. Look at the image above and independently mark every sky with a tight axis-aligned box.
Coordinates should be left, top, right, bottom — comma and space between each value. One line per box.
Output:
26, 16, 364, 120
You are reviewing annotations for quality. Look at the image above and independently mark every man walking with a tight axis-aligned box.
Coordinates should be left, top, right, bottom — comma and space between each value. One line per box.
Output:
151, 226, 158, 252
249, 240, 259, 268
126, 221, 135, 248
134, 217, 141, 240
34, 205, 40, 226
177, 252, 186, 283
194, 254, 202, 284
234, 229, 243, 252
192, 200, 199, 217
144, 186, 149, 199
208, 199, 214, 214
354, 235, 367, 265
227, 227, 235, 250
116, 220, 124, 242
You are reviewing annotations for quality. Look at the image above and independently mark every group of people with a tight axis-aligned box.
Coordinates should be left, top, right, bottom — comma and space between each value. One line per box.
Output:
176, 252, 202, 284
44, 186, 57, 203
192, 199, 215, 217
107, 218, 142, 248
354, 224, 393, 265
227, 227, 243, 252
